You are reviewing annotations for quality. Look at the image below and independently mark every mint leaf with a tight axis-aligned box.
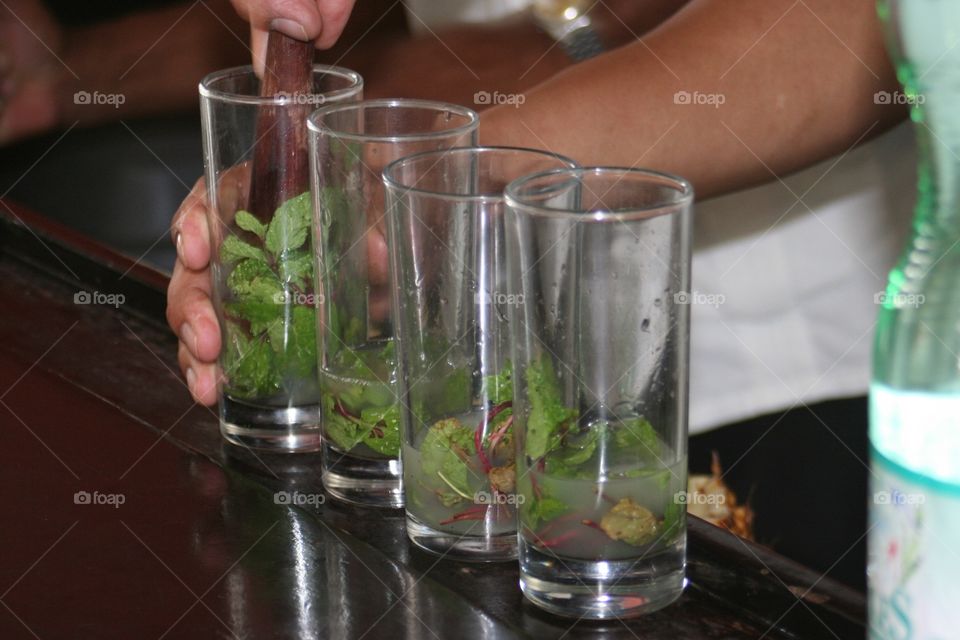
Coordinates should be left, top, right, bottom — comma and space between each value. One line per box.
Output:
360, 380, 394, 410
537, 496, 568, 522
223, 300, 283, 335
661, 497, 684, 539
420, 418, 476, 500
265, 192, 312, 256
223, 322, 278, 398
235, 210, 267, 238
543, 427, 599, 477
482, 360, 513, 404
321, 393, 400, 456
360, 405, 401, 456
278, 250, 314, 290
519, 478, 569, 529
614, 416, 662, 460
324, 341, 396, 412
227, 258, 283, 304
322, 394, 367, 451
267, 305, 317, 378
424, 367, 471, 418
221, 235, 266, 264
221, 193, 323, 400
525, 358, 577, 460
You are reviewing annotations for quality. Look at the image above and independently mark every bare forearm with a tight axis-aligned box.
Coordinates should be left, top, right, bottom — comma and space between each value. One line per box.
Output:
54, 1, 248, 125
481, 0, 905, 199
352, 0, 688, 105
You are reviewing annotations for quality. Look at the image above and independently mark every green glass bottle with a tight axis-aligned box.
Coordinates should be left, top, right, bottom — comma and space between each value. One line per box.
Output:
870, 1, 960, 638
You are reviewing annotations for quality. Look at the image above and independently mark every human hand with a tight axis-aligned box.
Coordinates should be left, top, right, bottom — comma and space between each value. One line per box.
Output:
229, 0, 357, 75
0, 0, 63, 144
167, 178, 222, 406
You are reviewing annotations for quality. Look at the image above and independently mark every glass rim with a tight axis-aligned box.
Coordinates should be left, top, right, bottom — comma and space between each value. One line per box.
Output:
504, 166, 694, 222
306, 98, 479, 143
198, 64, 363, 106
382, 146, 578, 205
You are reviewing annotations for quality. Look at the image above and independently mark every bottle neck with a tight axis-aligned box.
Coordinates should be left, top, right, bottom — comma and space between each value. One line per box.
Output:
912, 98, 960, 231
887, 0, 960, 230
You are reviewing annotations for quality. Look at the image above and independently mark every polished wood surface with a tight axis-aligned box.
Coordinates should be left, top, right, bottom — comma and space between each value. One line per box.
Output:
0, 200, 866, 639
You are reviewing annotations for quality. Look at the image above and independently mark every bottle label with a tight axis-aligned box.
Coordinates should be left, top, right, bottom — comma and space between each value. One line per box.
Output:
869, 449, 960, 640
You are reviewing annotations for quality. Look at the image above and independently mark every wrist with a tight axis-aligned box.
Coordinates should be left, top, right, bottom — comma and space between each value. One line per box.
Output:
532, 1, 606, 61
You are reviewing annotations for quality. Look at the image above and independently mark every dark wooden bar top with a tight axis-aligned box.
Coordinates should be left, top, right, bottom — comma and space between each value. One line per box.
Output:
0, 201, 867, 639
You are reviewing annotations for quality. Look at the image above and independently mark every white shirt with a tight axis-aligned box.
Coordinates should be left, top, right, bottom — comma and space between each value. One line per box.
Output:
688, 123, 915, 432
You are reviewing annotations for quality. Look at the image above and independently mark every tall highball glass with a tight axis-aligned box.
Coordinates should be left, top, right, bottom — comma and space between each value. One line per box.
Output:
505, 167, 693, 617
201, 65, 363, 452
383, 146, 577, 560
308, 100, 478, 507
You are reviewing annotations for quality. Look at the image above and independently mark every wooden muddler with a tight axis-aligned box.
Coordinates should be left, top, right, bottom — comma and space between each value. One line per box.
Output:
247, 32, 314, 221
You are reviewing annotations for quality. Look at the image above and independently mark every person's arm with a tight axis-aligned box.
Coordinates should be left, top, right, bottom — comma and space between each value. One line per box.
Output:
353, 0, 687, 105
56, 1, 248, 129
481, 0, 906, 199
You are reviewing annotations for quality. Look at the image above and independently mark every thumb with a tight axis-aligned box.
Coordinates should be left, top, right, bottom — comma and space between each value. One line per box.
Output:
234, 0, 323, 76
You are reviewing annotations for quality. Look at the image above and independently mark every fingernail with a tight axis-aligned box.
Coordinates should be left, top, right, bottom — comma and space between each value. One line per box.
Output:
269, 18, 309, 41
180, 323, 197, 354
186, 367, 197, 392
174, 230, 182, 257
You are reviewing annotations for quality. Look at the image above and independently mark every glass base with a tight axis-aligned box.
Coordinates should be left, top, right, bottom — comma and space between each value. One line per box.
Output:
220, 395, 321, 452
519, 539, 686, 619
321, 440, 403, 508
406, 513, 517, 562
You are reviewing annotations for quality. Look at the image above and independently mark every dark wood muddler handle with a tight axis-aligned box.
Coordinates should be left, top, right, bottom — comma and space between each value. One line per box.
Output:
247, 32, 314, 221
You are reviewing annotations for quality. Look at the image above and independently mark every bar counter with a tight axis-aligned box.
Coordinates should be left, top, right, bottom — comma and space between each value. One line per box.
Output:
0, 201, 866, 639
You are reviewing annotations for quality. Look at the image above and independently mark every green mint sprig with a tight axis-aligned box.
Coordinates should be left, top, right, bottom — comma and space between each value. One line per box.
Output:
220, 192, 317, 399
519, 357, 681, 547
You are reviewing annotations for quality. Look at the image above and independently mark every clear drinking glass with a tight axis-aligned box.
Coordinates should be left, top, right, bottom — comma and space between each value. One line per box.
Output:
382, 147, 577, 560
308, 100, 479, 507
504, 167, 693, 617
201, 65, 363, 452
